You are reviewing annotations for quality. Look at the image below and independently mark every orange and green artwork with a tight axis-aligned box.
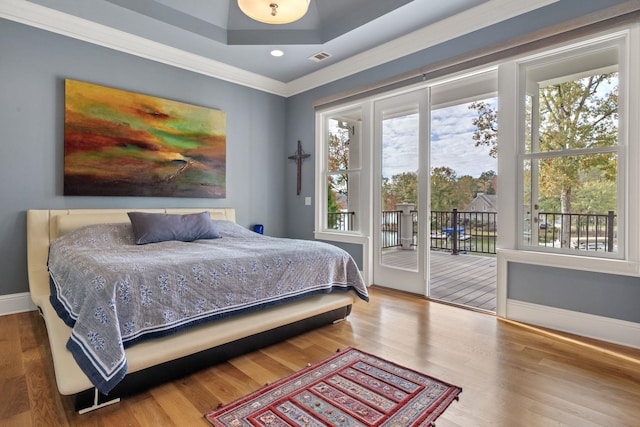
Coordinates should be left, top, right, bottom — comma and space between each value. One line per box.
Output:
64, 79, 226, 197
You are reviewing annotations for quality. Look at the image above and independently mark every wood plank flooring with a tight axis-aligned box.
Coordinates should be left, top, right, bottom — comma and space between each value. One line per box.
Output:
2, 286, 640, 426
382, 249, 497, 311
429, 251, 496, 311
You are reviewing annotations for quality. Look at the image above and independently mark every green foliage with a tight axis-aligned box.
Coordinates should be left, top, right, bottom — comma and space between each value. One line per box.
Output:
537, 73, 618, 213
381, 168, 495, 212
478, 170, 496, 194
470, 72, 618, 216
538, 196, 560, 213
327, 182, 340, 213
430, 167, 473, 211
328, 119, 351, 171
573, 169, 617, 213
382, 172, 417, 210
326, 119, 352, 216
327, 182, 340, 229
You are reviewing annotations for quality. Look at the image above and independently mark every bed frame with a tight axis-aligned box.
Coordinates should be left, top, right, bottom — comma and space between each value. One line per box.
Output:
26, 208, 359, 413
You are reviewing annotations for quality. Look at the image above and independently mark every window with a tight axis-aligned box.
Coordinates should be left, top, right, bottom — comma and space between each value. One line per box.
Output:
317, 107, 364, 235
314, 25, 638, 276
517, 35, 627, 258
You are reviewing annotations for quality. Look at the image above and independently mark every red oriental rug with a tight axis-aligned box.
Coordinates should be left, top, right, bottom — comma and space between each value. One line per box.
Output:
205, 347, 462, 426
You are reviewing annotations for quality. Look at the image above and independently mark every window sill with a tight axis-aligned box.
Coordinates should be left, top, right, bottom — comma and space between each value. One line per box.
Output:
313, 231, 368, 245
497, 248, 640, 277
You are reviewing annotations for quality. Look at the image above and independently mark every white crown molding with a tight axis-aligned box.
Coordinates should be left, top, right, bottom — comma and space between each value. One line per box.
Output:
506, 299, 640, 349
1, 0, 560, 97
285, 0, 559, 96
0, 292, 36, 316
0, 0, 289, 96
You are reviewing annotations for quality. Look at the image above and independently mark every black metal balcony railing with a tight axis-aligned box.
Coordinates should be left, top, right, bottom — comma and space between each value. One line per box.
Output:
380, 210, 402, 247
430, 210, 497, 255
379, 209, 497, 255
327, 211, 355, 231
331, 209, 616, 255
536, 211, 616, 252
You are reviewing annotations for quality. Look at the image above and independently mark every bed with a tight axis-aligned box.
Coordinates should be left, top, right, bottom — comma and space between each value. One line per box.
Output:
27, 208, 368, 413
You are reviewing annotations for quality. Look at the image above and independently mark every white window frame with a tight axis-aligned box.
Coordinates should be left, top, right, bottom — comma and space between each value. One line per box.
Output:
497, 25, 640, 281
315, 103, 369, 239
314, 103, 372, 280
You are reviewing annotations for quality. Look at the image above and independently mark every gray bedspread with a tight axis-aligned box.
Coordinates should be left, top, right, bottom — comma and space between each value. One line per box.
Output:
48, 220, 368, 395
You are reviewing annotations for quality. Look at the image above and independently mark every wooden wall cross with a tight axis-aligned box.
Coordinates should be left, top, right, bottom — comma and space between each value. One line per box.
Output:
288, 140, 311, 195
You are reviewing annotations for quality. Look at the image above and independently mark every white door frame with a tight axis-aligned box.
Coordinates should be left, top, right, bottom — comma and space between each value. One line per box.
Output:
372, 88, 430, 295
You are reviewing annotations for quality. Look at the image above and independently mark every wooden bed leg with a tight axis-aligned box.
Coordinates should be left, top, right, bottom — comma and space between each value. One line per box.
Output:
77, 388, 121, 414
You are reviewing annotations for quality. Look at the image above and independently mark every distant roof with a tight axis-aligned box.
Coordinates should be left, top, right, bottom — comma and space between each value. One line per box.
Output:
467, 192, 497, 211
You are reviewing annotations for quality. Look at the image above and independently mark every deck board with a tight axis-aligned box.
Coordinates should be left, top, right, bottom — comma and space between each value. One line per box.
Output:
381, 249, 496, 312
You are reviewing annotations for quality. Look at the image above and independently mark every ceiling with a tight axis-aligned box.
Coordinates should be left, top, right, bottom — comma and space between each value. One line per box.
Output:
3, 0, 558, 95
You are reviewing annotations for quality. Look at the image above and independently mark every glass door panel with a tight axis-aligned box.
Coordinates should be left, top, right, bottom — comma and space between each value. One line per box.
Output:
373, 90, 428, 295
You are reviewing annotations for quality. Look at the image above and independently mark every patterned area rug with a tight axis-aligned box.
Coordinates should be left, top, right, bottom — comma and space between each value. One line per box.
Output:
205, 347, 462, 426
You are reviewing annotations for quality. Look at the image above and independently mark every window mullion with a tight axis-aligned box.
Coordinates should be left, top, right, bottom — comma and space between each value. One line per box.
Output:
524, 146, 619, 160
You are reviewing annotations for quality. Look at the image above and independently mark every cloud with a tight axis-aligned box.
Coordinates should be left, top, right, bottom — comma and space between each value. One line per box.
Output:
382, 99, 497, 178
382, 113, 419, 176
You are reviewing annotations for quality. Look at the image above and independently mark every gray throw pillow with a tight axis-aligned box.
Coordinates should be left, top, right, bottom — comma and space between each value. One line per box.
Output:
128, 211, 222, 245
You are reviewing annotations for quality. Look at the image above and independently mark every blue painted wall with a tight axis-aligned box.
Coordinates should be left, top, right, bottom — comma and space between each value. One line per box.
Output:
508, 263, 640, 323
0, 19, 287, 296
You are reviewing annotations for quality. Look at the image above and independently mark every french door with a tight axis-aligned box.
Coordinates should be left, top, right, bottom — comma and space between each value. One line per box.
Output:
372, 89, 430, 294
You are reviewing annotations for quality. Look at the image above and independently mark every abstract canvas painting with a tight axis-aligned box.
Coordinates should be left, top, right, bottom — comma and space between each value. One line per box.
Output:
64, 79, 226, 198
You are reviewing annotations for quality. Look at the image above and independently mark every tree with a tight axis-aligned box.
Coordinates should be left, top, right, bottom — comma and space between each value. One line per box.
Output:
470, 73, 618, 246
382, 172, 417, 210
573, 169, 617, 214
327, 120, 352, 213
430, 167, 469, 211
328, 120, 351, 172
478, 170, 497, 195
470, 101, 498, 158
327, 182, 340, 228
537, 74, 618, 217
457, 175, 477, 200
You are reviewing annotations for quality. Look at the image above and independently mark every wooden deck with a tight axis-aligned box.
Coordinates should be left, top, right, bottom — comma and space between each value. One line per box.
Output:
381, 248, 496, 312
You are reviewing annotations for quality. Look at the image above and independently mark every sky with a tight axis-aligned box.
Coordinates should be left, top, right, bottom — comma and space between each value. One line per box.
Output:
382, 98, 497, 179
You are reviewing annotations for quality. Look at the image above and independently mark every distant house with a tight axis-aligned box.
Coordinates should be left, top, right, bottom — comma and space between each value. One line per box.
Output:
464, 192, 497, 227
466, 192, 497, 212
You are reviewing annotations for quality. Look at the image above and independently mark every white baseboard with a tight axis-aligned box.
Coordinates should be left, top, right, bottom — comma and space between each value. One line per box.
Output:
506, 299, 640, 349
0, 292, 37, 316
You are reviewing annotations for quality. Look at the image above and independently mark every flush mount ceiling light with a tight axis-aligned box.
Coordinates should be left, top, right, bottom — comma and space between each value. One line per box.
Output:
238, 0, 310, 24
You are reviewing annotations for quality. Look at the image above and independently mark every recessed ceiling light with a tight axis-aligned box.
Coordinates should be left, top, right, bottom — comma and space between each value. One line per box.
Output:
271, 49, 284, 57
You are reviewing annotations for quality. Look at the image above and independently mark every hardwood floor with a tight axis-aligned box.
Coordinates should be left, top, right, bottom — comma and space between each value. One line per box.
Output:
2, 286, 640, 426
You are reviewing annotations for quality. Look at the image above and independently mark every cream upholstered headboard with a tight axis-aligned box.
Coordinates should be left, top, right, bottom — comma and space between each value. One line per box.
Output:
26, 208, 236, 307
